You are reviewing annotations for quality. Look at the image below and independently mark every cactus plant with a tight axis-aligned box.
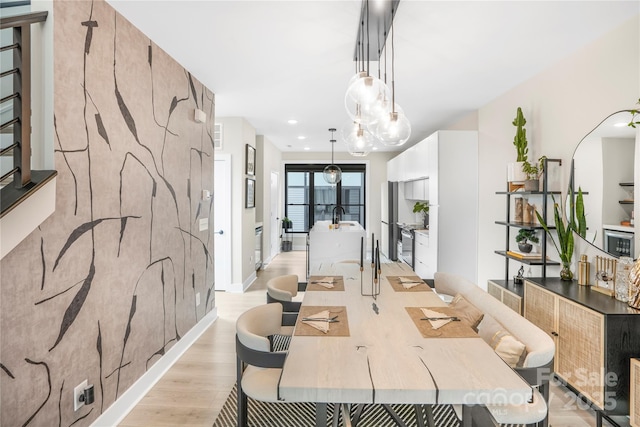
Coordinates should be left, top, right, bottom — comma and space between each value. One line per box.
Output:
512, 107, 529, 162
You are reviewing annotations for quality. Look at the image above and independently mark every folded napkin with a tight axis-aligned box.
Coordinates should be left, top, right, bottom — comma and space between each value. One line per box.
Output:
399, 276, 423, 289
302, 310, 330, 333
421, 308, 452, 329
313, 277, 335, 289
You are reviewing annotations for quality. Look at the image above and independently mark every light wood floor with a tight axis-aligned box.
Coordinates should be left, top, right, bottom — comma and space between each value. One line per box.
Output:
120, 251, 613, 427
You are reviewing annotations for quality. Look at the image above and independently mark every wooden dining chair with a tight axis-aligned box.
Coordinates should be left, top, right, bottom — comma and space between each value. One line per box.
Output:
266, 274, 302, 314
236, 303, 289, 427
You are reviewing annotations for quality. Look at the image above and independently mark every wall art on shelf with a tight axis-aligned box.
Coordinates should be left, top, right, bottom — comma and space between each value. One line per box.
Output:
246, 178, 255, 208
246, 144, 256, 175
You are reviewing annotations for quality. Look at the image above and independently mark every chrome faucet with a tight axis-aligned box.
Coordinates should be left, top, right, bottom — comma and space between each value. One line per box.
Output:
332, 205, 345, 224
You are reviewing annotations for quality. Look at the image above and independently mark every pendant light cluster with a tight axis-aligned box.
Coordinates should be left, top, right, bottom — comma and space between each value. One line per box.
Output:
342, 0, 411, 156
323, 128, 342, 185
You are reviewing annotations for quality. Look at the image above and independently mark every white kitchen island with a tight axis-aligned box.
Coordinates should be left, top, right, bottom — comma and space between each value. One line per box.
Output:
308, 220, 367, 269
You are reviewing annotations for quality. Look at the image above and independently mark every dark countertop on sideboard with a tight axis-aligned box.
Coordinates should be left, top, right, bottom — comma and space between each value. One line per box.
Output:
524, 277, 640, 315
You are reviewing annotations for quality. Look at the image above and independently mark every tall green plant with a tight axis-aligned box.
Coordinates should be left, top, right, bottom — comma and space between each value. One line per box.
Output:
512, 107, 529, 162
536, 196, 574, 265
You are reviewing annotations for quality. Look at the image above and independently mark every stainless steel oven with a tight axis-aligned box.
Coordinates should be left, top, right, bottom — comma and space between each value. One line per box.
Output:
399, 228, 414, 268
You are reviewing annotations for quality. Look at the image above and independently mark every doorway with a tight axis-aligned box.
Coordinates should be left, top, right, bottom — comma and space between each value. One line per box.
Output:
270, 171, 279, 263
214, 154, 231, 291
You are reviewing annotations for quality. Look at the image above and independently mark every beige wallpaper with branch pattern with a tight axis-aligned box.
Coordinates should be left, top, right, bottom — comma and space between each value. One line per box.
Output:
0, 1, 215, 425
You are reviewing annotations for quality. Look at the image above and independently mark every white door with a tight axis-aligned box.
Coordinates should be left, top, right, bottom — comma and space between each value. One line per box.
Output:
214, 154, 231, 291
270, 171, 279, 261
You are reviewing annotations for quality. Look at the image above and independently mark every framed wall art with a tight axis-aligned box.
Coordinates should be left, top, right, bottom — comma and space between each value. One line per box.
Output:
246, 178, 255, 208
246, 144, 256, 176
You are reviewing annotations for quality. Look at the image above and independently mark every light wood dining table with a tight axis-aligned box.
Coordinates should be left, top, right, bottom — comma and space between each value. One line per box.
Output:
278, 261, 532, 427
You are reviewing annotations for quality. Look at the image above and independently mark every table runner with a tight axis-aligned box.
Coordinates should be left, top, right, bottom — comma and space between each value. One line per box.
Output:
385, 275, 432, 292
294, 305, 350, 337
306, 276, 345, 292
405, 307, 477, 338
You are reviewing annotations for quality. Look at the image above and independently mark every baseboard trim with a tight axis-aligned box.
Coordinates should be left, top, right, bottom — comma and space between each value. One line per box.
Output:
91, 308, 218, 427
226, 272, 257, 293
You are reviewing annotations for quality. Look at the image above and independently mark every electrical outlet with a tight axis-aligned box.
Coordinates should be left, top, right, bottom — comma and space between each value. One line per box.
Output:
195, 292, 200, 306
199, 218, 208, 231
74, 380, 88, 411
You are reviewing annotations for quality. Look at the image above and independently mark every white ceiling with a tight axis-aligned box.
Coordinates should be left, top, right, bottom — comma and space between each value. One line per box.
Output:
107, 0, 639, 153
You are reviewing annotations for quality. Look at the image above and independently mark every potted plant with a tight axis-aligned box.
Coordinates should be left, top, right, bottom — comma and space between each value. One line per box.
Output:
515, 229, 539, 253
521, 156, 546, 191
282, 217, 292, 230
507, 107, 529, 184
413, 201, 429, 228
536, 196, 575, 281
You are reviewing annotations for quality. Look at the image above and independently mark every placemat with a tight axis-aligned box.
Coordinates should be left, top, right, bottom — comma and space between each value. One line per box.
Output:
306, 276, 345, 292
294, 305, 350, 337
405, 306, 477, 338
386, 275, 432, 292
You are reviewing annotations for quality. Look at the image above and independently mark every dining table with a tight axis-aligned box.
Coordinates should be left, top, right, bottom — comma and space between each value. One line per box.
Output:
278, 261, 532, 427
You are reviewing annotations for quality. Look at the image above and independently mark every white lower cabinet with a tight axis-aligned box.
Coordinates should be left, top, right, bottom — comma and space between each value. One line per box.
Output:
414, 231, 432, 279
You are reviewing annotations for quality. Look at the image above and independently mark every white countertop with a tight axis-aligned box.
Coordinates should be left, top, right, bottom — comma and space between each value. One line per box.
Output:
311, 220, 364, 232
603, 224, 634, 233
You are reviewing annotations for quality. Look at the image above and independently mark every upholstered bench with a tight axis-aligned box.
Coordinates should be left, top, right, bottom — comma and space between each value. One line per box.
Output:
434, 272, 555, 427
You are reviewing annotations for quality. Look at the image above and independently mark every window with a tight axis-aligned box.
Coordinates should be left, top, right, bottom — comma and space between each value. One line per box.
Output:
285, 164, 366, 232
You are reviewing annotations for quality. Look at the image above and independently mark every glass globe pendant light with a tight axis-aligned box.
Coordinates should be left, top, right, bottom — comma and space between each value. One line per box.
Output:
323, 128, 342, 185
342, 120, 374, 157
344, 1, 390, 126
372, 8, 411, 147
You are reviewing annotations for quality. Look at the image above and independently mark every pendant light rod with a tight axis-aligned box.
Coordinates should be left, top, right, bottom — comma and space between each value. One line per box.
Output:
351, 0, 400, 62
329, 127, 336, 164
391, 8, 396, 114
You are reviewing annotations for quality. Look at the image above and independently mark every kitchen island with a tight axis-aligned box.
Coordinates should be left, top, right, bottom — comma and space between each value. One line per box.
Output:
308, 220, 367, 269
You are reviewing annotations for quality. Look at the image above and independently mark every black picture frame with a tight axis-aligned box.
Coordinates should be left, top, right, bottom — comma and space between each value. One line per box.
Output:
246, 144, 256, 176
246, 178, 255, 208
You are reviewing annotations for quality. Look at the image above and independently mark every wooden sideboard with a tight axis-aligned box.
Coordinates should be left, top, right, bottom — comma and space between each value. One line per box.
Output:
518, 277, 640, 423
487, 279, 523, 315
632, 358, 640, 427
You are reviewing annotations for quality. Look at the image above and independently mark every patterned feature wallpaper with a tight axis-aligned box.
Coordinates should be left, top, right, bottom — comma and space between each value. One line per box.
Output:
0, 1, 215, 425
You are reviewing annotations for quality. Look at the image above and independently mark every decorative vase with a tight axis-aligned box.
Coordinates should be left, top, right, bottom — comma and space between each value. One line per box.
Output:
615, 257, 633, 302
507, 162, 527, 183
518, 242, 532, 253
422, 213, 429, 229
560, 262, 573, 281
524, 179, 539, 192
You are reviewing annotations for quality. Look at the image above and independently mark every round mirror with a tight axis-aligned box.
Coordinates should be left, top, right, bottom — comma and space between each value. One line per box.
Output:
572, 110, 638, 258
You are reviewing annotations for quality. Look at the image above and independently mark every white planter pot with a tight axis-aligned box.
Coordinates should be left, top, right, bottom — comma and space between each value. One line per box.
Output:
507, 161, 527, 182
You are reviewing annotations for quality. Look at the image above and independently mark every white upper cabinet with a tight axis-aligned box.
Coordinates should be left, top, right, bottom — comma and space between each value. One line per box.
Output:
387, 135, 430, 183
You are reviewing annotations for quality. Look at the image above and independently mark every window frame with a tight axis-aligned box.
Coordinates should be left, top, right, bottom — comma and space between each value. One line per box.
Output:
284, 163, 366, 233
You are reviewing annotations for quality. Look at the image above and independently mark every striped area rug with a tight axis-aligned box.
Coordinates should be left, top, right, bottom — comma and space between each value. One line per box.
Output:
215, 334, 460, 426
212, 385, 461, 427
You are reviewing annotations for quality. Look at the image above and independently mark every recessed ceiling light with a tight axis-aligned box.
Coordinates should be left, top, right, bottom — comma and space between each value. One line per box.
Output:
297, 136, 306, 140
373, 146, 379, 150
287, 119, 298, 125
304, 147, 311, 151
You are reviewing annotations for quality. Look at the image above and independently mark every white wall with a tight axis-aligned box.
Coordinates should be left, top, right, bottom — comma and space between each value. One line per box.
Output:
257, 134, 283, 264
216, 117, 256, 289
475, 14, 639, 287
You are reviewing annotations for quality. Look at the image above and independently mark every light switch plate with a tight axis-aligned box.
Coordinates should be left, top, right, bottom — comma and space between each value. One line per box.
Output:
199, 218, 208, 231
